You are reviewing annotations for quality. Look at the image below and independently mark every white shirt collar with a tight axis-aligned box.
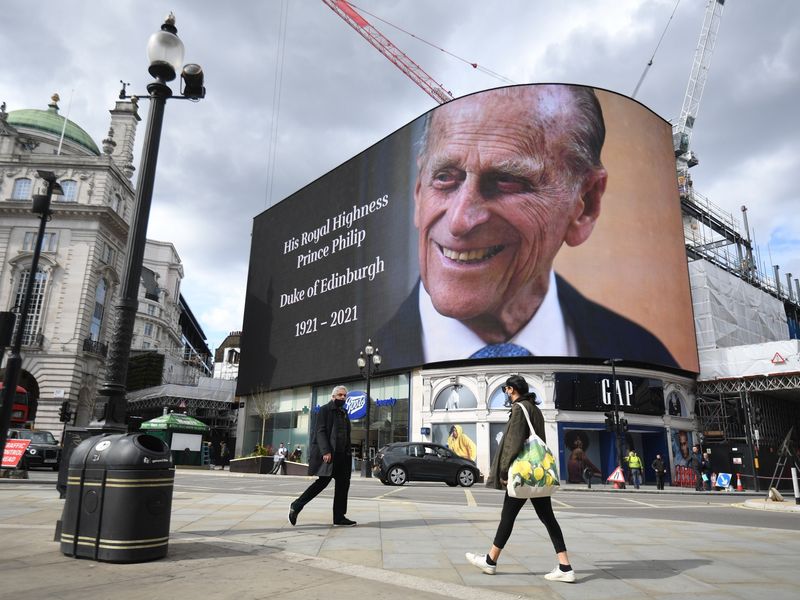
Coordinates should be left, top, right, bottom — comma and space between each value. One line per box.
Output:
419, 270, 577, 361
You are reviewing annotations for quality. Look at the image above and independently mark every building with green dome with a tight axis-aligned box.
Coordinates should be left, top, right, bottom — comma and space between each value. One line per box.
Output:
7, 100, 101, 156
0, 94, 218, 442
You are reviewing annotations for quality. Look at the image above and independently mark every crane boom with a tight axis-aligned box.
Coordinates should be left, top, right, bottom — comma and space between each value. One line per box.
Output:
674, 0, 726, 169
322, 0, 453, 105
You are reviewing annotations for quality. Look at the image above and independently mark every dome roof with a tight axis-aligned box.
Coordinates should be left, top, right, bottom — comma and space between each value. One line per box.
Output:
7, 98, 100, 156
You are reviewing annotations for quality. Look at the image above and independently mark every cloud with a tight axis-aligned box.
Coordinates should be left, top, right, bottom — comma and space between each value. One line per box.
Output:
4, 0, 798, 354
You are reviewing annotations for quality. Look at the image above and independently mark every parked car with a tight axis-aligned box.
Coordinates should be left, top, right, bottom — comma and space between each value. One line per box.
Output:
373, 442, 478, 487
6, 429, 61, 470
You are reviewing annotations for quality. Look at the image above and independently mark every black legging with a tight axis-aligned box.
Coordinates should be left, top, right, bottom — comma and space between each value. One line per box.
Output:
493, 493, 567, 554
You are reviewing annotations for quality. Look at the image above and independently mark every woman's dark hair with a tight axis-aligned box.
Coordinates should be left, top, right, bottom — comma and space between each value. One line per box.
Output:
505, 375, 529, 395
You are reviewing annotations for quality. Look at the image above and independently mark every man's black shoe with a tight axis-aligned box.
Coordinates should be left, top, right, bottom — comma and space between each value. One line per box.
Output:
333, 517, 356, 527
288, 506, 298, 526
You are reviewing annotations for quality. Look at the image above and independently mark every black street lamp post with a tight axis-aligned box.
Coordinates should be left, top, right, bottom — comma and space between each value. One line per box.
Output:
0, 171, 62, 461
357, 339, 381, 477
91, 13, 205, 432
603, 358, 625, 476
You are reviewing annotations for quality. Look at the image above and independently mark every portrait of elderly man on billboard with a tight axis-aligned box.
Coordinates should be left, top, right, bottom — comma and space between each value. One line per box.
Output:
379, 84, 678, 366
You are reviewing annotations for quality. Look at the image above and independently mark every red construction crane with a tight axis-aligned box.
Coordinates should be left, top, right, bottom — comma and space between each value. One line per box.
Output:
322, 0, 453, 105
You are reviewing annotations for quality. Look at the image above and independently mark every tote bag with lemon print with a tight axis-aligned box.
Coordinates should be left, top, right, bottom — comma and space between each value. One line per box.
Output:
506, 402, 560, 498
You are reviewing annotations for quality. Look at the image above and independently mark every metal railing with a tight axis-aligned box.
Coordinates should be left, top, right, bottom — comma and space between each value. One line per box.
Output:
82, 337, 108, 357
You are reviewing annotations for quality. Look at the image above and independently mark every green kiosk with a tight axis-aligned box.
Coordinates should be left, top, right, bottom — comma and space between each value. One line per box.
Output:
140, 412, 209, 466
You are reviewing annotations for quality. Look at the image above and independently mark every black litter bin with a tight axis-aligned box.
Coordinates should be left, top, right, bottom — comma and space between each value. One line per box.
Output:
60, 432, 174, 563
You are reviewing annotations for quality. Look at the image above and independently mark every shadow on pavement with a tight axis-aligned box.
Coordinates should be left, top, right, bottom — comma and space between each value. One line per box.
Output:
163, 540, 267, 561
579, 558, 713, 581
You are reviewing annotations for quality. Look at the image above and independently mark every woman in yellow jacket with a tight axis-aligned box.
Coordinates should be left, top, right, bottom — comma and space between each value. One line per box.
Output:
447, 425, 477, 461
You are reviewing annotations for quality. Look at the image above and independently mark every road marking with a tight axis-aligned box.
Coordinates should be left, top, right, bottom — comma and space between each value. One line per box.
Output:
278, 549, 522, 600
551, 497, 574, 508
375, 487, 406, 500
464, 489, 477, 507
619, 497, 660, 508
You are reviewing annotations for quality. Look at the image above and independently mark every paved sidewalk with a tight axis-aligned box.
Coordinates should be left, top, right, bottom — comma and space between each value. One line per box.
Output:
1, 471, 798, 600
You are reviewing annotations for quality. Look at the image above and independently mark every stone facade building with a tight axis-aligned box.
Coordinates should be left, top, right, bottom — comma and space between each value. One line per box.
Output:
0, 94, 209, 439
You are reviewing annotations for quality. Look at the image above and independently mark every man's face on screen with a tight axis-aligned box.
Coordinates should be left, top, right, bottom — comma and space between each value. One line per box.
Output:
414, 87, 603, 340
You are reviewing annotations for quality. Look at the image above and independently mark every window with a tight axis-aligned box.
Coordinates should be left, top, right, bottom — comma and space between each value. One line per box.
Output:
23, 231, 57, 252
99, 241, 114, 265
110, 194, 120, 212
226, 349, 240, 364
147, 304, 158, 316
142, 341, 151, 349
12, 178, 32, 200
433, 385, 478, 410
59, 180, 77, 202
13, 268, 47, 345
89, 279, 107, 340
144, 323, 154, 337
408, 444, 424, 458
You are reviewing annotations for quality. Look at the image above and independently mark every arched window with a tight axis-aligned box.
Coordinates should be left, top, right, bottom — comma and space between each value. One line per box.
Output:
13, 267, 48, 346
89, 278, 107, 340
488, 385, 512, 409
433, 385, 477, 410
12, 178, 32, 200
59, 180, 77, 202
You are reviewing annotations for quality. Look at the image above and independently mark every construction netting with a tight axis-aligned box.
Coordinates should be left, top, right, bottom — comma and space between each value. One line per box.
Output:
690, 259, 788, 350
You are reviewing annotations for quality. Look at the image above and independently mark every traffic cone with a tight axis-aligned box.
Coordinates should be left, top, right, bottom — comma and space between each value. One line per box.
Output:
735, 473, 744, 492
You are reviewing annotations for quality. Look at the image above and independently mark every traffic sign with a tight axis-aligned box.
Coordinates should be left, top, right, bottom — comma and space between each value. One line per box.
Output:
1, 439, 30, 468
715, 472, 732, 488
607, 466, 626, 483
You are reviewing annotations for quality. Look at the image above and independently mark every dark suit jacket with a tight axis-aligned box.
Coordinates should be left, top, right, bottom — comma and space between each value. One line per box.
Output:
376, 275, 678, 369
307, 400, 352, 476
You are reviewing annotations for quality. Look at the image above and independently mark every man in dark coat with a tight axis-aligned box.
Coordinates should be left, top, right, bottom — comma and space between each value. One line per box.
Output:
288, 385, 356, 527
688, 445, 703, 491
651, 454, 666, 490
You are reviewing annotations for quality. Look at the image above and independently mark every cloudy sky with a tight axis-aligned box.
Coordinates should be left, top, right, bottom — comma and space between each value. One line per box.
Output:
2, 0, 798, 353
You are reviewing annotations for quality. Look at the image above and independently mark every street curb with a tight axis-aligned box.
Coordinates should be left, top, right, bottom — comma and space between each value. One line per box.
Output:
740, 499, 800, 513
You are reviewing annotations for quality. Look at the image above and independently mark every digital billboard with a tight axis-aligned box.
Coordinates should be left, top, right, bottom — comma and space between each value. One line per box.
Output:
239, 84, 698, 394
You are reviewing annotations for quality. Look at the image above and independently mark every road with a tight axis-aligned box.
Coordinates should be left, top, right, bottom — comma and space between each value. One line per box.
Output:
170, 470, 800, 531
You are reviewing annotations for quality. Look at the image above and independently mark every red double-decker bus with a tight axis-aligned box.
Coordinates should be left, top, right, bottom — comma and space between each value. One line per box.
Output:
0, 383, 30, 426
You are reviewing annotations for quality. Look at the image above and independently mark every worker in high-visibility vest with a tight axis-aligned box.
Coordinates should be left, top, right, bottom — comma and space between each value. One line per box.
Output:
625, 450, 644, 489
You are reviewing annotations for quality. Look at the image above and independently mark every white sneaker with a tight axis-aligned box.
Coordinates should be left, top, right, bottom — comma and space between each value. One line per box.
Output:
465, 552, 496, 575
544, 566, 576, 583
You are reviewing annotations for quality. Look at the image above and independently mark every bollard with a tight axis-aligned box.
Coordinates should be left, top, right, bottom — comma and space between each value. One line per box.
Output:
792, 467, 800, 505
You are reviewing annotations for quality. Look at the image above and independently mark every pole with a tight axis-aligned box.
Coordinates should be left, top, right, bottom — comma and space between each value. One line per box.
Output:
610, 361, 623, 471
91, 80, 171, 432
791, 467, 799, 505
742, 391, 760, 493
363, 361, 372, 478
0, 177, 56, 461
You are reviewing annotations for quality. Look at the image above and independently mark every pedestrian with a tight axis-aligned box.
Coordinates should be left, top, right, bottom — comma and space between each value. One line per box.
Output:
625, 449, 643, 489
220, 441, 230, 470
290, 445, 302, 462
701, 452, 713, 491
271, 442, 288, 475
466, 375, 575, 583
688, 445, 703, 491
288, 385, 356, 527
651, 453, 666, 490
206, 441, 215, 470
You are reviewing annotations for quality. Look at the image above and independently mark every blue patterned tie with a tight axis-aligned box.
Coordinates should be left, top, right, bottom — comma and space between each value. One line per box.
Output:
470, 343, 532, 358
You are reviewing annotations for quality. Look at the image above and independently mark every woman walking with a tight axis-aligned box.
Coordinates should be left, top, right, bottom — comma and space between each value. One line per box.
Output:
466, 375, 575, 583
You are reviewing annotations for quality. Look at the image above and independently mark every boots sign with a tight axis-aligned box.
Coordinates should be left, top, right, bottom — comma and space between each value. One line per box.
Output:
554, 372, 664, 415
